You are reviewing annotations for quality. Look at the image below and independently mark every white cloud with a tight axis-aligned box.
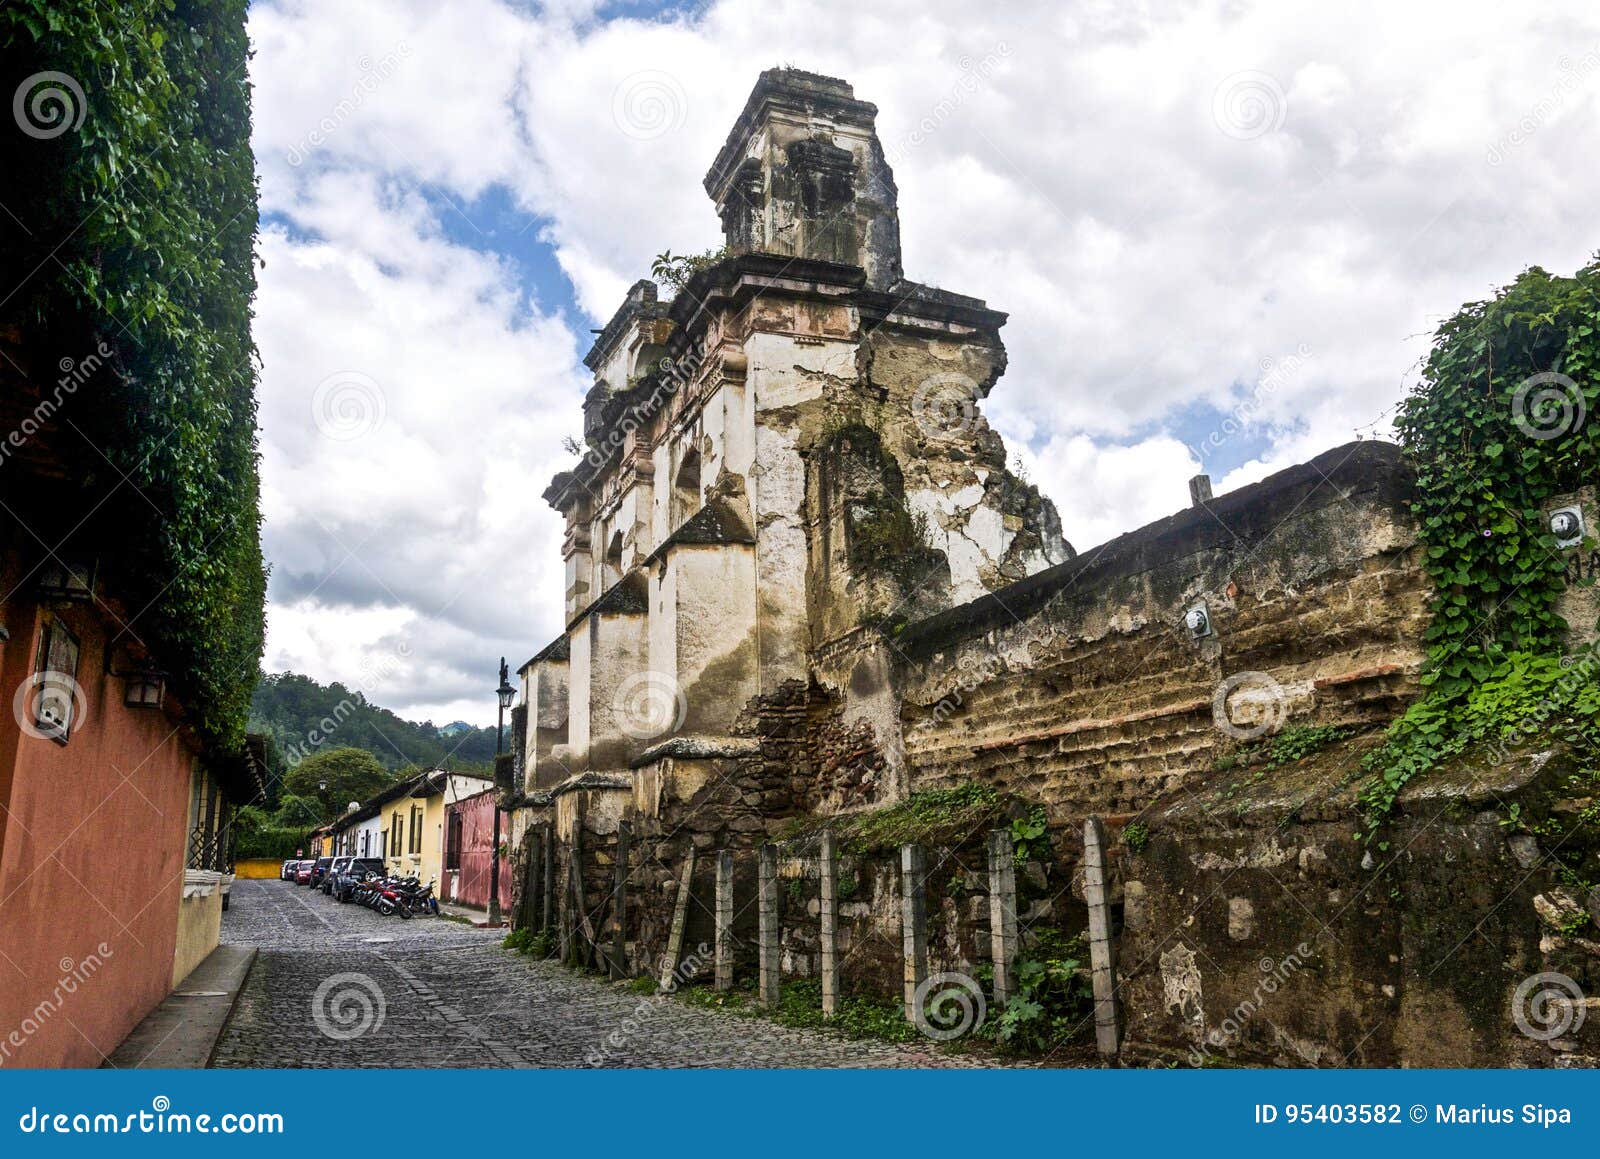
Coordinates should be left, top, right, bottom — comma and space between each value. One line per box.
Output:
247, 0, 1600, 719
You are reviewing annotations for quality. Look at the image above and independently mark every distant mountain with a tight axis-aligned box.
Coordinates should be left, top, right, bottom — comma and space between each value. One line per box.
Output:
249, 672, 501, 795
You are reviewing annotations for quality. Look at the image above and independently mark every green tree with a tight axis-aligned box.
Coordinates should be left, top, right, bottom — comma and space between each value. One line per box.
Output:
271, 793, 324, 829
283, 748, 393, 820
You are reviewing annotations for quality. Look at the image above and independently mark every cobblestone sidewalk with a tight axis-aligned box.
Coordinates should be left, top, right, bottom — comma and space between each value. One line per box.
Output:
213, 879, 988, 1068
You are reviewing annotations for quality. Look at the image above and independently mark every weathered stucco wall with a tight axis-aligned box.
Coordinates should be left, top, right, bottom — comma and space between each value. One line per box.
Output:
171, 882, 224, 988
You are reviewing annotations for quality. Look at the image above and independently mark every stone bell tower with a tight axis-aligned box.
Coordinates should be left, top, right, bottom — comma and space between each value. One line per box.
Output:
703, 69, 904, 290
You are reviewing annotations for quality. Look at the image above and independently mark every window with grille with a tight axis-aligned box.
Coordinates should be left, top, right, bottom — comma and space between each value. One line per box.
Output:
32, 615, 81, 743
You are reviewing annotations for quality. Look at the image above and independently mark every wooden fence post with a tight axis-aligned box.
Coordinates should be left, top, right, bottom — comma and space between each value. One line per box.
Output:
757, 844, 780, 1007
510, 831, 533, 931
557, 851, 573, 964
610, 821, 629, 980
987, 829, 1018, 1006
659, 848, 696, 989
819, 830, 839, 1018
1083, 816, 1120, 1060
715, 849, 734, 992
901, 843, 928, 1024
541, 826, 554, 939
570, 847, 595, 969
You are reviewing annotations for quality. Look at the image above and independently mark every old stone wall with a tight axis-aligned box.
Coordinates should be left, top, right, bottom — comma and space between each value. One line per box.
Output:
1115, 739, 1600, 1068
892, 441, 1430, 821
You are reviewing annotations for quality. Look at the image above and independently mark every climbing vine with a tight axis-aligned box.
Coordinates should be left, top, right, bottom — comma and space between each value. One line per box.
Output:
1360, 260, 1600, 832
1, 1, 264, 755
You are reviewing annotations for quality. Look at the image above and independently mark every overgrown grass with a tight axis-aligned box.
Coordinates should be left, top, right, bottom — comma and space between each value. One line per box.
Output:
673, 979, 920, 1044
502, 927, 553, 957
797, 782, 1006, 854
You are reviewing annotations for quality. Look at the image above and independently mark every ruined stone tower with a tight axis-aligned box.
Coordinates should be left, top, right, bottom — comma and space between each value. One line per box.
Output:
500, 70, 1600, 1071
525, 67, 1068, 816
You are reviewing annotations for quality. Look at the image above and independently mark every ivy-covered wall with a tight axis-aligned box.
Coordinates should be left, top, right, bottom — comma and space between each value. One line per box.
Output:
0, 0, 264, 754
1359, 261, 1600, 832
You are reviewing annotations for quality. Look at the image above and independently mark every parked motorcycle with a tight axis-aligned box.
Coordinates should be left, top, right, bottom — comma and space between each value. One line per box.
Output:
350, 872, 436, 918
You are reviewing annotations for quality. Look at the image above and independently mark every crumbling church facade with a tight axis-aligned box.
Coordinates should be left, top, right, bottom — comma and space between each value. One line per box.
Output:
503, 70, 1600, 1068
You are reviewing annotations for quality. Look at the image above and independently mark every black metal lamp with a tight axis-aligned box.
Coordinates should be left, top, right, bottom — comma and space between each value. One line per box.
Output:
489, 657, 513, 925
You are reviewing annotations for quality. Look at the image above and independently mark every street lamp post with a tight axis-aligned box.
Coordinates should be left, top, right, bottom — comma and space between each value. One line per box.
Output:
489, 657, 514, 926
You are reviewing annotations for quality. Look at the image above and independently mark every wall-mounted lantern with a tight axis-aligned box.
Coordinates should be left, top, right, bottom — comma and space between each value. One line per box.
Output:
123, 669, 165, 709
1184, 603, 1214, 640
1550, 506, 1585, 549
37, 559, 95, 601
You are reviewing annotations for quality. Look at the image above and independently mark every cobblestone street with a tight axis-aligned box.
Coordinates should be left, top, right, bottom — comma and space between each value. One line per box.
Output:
213, 879, 984, 1068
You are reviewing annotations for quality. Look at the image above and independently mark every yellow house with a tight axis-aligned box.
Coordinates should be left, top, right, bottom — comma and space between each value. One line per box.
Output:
381, 770, 493, 888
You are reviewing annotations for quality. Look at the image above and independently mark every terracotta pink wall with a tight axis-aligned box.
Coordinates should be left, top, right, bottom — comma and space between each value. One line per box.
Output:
446, 791, 508, 911
0, 590, 197, 1068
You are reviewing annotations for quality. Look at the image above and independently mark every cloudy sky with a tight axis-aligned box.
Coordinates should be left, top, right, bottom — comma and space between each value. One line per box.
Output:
246, 0, 1600, 724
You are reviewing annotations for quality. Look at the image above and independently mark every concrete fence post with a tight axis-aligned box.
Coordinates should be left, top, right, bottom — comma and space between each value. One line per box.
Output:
818, 830, 839, 1018
757, 844, 780, 1007
659, 847, 697, 990
715, 849, 735, 992
610, 821, 629, 980
1082, 816, 1120, 1060
900, 843, 928, 1024
987, 828, 1019, 1006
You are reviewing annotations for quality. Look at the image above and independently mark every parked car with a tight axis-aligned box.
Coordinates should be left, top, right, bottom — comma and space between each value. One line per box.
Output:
293, 859, 315, 884
308, 856, 334, 887
331, 858, 386, 903
280, 859, 298, 880
320, 856, 353, 895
